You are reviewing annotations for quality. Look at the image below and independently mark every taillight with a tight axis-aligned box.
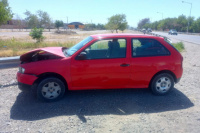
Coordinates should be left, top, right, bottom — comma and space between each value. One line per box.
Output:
181, 55, 183, 69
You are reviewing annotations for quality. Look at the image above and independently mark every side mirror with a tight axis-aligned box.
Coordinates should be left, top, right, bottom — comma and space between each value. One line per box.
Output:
76, 52, 87, 60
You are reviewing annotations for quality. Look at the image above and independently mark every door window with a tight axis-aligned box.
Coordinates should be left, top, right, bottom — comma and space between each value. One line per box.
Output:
81, 39, 126, 59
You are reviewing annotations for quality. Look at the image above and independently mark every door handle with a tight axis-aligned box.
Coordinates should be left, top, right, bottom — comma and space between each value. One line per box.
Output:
120, 63, 130, 67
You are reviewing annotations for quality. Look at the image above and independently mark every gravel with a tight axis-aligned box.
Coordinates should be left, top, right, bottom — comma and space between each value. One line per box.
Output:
0, 39, 200, 133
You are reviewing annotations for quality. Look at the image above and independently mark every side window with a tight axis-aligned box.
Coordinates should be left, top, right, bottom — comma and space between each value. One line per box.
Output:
82, 39, 126, 59
132, 38, 170, 57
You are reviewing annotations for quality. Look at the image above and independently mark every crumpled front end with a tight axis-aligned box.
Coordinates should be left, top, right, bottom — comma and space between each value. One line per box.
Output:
17, 47, 67, 91
20, 47, 65, 64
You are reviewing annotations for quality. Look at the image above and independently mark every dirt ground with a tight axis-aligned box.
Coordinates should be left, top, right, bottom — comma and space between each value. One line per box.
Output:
0, 30, 110, 42
0, 33, 200, 132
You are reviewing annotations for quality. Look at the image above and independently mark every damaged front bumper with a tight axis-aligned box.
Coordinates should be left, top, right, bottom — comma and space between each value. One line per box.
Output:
18, 82, 32, 91
17, 72, 38, 91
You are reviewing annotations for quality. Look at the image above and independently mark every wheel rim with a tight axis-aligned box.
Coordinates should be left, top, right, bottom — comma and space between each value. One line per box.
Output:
42, 82, 61, 99
155, 77, 171, 93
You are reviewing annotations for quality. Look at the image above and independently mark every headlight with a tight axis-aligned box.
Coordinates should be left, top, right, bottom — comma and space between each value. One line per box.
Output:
19, 67, 25, 74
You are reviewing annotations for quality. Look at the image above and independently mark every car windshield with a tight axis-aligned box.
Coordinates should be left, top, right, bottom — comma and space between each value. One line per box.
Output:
63, 36, 93, 56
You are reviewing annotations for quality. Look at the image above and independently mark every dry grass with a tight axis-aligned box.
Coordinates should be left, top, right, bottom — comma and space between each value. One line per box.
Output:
0, 49, 30, 57
0, 39, 79, 57
0, 32, 90, 57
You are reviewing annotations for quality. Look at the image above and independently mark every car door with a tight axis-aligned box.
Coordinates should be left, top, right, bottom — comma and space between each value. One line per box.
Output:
130, 38, 171, 88
70, 38, 131, 89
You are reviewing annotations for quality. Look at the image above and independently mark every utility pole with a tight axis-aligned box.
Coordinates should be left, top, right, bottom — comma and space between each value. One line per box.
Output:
157, 12, 163, 20
182, 1, 192, 33
66, 16, 68, 30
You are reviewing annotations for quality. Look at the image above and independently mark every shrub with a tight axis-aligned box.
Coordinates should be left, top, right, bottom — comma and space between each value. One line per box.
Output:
172, 42, 185, 52
29, 28, 44, 43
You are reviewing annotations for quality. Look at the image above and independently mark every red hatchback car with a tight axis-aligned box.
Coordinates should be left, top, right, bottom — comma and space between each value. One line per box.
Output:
17, 34, 183, 102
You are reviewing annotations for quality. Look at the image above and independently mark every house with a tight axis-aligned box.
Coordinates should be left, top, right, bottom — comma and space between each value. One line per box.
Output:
0, 19, 26, 29
67, 22, 84, 29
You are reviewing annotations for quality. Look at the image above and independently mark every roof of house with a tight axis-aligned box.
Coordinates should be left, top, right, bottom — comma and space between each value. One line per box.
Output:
67, 22, 84, 25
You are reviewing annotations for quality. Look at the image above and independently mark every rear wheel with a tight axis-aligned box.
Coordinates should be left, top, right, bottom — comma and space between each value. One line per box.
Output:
151, 73, 174, 95
37, 77, 65, 102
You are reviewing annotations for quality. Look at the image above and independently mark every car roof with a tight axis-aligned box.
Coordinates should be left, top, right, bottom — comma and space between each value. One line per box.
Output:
90, 33, 164, 40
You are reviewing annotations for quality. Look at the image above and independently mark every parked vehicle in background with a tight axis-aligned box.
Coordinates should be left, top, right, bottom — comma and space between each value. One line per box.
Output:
141, 28, 146, 32
147, 28, 152, 32
141, 28, 146, 34
168, 29, 178, 35
17, 34, 183, 102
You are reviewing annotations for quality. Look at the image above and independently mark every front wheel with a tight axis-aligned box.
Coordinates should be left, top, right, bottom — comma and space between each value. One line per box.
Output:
151, 73, 174, 95
37, 77, 65, 102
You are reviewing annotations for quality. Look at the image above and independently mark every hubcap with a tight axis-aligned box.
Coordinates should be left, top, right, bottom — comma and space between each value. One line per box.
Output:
42, 82, 61, 99
156, 77, 171, 93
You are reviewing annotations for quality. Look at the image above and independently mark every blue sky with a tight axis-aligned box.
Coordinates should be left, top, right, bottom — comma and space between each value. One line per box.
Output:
9, 0, 200, 27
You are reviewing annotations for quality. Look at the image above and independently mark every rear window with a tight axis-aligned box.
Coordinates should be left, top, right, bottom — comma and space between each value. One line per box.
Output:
164, 38, 180, 52
132, 38, 170, 57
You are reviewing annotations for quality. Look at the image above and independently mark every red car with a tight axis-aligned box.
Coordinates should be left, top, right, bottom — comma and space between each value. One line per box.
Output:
17, 34, 183, 102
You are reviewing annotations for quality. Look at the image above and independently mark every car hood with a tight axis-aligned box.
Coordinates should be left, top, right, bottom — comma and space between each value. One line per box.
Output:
20, 47, 66, 62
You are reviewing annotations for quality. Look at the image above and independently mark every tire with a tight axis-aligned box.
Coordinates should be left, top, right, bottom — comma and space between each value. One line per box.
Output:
37, 77, 65, 102
151, 73, 174, 95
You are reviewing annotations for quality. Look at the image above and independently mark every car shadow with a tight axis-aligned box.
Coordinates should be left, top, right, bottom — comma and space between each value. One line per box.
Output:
10, 88, 194, 122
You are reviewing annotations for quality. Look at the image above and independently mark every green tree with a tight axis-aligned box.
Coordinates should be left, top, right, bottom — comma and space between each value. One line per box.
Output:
28, 15, 38, 28
29, 27, 44, 43
105, 14, 128, 33
24, 10, 53, 29
15, 14, 23, 31
143, 23, 151, 29
188, 16, 195, 32
151, 21, 159, 30
119, 22, 127, 32
167, 18, 178, 30
191, 17, 200, 33
157, 20, 165, 31
177, 15, 187, 32
105, 22, 117, 33
83, 23, 105, 30
24, 10, 39, 28
84, 23, 96, 30
37, 10, 52, 29
96, 23, 105, 30
55, 20, 63, 30
140, 15, 200, 33
0, 0, 13, 25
